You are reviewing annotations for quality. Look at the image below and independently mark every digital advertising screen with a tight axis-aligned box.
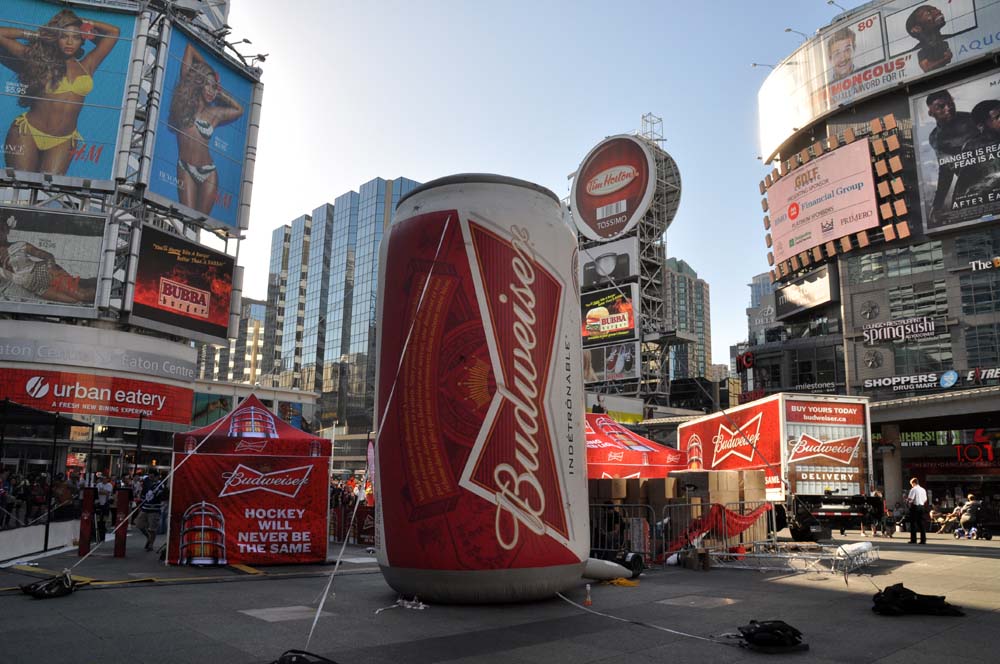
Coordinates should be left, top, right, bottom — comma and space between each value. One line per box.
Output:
277, 401, 303, 429
191, 392, 232, 426
147, 27, 254, 230
583, 341, 640, 384
578, 236, 639, 289
0, 205, 104, 313
766, 140, 879, 263
0, 0, 136, 181
581, 283, 639, 348
912, 70, 1000, 233
759, 0, 1000, 160
130, 225, 234, 342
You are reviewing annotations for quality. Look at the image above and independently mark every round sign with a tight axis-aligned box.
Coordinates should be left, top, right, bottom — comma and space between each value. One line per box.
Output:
571, 135, 657, 241
787, 202, 800, 220
939, 370, 959, 389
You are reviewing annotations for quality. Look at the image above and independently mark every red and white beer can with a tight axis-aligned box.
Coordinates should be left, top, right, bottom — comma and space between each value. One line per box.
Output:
374, 174, 588, 603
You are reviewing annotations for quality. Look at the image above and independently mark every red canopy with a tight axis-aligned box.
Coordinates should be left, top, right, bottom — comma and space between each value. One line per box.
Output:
172, 394, 330, 456
167, 395, 331, 566
586, 413, 687, 479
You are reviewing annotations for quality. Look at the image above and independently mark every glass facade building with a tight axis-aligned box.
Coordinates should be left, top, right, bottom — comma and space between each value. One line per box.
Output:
261, 177, 419, 434
664, 257, 711, 379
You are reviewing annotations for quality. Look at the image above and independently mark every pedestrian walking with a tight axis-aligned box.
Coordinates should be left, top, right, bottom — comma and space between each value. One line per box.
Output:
135, 471, 168, 552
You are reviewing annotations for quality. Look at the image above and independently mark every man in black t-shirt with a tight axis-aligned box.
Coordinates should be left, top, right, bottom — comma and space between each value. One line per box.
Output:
925, 90, 980, 220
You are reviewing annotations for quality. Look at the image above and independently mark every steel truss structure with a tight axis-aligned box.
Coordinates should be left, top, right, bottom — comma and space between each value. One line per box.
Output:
580, 113, 683, 408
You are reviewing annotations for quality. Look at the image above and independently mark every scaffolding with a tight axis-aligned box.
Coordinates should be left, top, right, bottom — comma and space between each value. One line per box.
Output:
578, 113, 683, 409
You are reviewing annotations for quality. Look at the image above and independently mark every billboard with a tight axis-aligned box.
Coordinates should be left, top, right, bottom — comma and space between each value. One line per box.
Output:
759, 0, 999, 160
0, 205, 104, 313
0, 367, 193, 424
571, 135, 656, 241
583, 341, 640, 384
191, 392, 232, 426
912, 70, 1000, 233
277, 401, 303, 429
147, 27, 254, 230
0, 0, 136, 181
578, 236, 639, 288
774, 265, 837, 320
767, 140, 878, 264
581, 283, 639, 347
130, 225, 235, 342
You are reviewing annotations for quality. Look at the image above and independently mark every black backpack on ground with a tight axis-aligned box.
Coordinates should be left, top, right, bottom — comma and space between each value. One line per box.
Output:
736, 620, 808, 652
872, 583, 964, 616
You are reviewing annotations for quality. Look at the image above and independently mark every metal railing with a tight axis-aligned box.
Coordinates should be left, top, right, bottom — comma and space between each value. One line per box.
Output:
589, 503, 660, 562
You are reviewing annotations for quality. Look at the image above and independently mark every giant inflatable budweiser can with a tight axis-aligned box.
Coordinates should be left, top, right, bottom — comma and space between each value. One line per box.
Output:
374, 174, 588, 603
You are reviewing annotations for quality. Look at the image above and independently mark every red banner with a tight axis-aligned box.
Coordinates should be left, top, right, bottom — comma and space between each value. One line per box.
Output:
0, 368, 193, 424
167, 454, 328, 566
586, 413, 687, 478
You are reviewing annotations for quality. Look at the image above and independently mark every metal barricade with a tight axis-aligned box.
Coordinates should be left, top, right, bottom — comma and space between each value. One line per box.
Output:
716, 501, 777, 552
658, 501, 713, 557
588, 503, 659, 562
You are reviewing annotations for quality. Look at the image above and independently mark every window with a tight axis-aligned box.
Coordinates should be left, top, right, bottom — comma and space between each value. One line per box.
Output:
960, 271, 1000, 314
847, 240, 943, 284
893, 334, 953, 374
966, 324, 1000, 366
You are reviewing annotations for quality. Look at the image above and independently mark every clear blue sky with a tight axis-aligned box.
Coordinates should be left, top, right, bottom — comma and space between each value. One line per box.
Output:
226, 0, 864, 365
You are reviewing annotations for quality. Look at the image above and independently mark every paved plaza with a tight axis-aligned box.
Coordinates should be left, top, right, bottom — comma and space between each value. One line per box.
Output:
1, 531, 998, 664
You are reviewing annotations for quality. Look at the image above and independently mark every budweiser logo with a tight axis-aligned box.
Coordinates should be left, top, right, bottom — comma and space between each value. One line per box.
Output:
607, 451, 625, 462
710, 413, 763, 467
235, 439, 268, 453
219, 463, 312, 499
493, 225, 547, 550
159, 278, 210, 318
465, 222, 567, 552
586, 166, 638, 196
788, 434, 861, 465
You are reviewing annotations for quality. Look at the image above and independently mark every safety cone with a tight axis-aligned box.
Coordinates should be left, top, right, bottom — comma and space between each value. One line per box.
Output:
583, 583, 592, 607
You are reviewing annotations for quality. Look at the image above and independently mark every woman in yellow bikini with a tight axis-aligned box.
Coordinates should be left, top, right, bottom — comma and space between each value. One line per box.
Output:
0, 9, 119, 175
168, 43, 244, 215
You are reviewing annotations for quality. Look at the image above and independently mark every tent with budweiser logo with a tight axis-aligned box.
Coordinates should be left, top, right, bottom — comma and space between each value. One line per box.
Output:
166, 395, 331, 566
586, 413, 688, 479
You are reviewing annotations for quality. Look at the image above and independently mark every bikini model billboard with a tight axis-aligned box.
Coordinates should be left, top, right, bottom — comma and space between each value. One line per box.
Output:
147, 28, 253, 231
0, 0, 135, 181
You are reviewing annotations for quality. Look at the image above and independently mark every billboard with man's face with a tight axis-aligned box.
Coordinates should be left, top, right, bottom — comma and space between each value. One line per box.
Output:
0, 0, 136, 182
147, 27, 254, 230
912, 70, 1000, 233
0, 205, 104, 315
130, 225, 235, 343
759, 0, 995, 160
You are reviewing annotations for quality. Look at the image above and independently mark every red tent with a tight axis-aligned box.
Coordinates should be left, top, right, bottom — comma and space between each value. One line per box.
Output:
586, 413, 687, 479
166, 395, 331, 566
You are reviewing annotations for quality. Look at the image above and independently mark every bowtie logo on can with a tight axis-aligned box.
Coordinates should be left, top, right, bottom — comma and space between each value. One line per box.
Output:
374, 175, 588, 603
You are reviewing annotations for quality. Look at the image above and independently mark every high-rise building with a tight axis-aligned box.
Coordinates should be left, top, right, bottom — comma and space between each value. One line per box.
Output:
664, 258, 711, 379
261, 177, 419, 436
198, 298, 266, 383
748, 272, 775, 309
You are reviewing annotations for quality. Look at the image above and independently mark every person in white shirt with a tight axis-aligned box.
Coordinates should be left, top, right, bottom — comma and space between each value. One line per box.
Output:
94, 472, 114, 541
906, 477, 928, 544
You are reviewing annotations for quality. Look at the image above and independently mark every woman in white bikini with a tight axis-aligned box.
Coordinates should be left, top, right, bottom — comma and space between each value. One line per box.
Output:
168, 43, 244, 215
0, 9, 119, 175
